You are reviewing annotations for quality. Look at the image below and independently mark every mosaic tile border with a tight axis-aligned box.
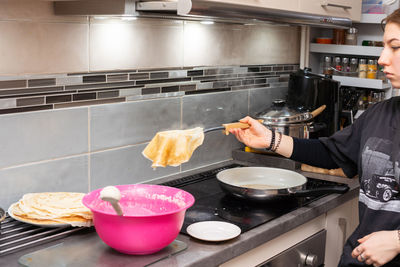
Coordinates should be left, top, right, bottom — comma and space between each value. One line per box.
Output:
0, 64, 298, 115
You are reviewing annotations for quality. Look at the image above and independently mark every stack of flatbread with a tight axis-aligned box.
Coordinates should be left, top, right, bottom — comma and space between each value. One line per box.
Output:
9, 192, 92, 227
143, 127, 204, 168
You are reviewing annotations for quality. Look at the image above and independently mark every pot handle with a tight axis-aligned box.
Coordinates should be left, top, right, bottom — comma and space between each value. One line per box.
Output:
291, 185, 349, 197
310, 105, 326, 118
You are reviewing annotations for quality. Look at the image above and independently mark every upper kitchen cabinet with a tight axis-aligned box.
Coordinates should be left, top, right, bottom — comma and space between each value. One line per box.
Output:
299, 0, 362, 22
212, 0, 300, 12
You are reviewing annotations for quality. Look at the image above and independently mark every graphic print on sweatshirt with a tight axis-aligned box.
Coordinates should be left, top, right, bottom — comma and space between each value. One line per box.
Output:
360, 137, 400, 211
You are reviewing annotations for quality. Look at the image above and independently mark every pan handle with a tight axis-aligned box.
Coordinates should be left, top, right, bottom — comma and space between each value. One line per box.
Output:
291, 185, 350, 197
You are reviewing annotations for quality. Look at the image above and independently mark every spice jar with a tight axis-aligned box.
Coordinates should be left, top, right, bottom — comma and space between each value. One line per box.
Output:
367, 59, 377, 79
342, 57, 350, 76
333, 29, 346, 45
350, 58, 358, 77
322, 56, 333, 75
333, 56, 342, 75
362, 40, 373, 46
345, 27, 358, 45
358, 59, 367, 78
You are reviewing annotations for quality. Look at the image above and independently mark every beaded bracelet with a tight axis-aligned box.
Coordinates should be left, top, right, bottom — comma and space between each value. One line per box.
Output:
266, 130, 275, 151
397, 229, 400, 243
272, 132, 282, 152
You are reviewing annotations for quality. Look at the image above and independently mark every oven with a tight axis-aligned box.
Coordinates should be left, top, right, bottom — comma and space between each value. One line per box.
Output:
258, 230, 326, 267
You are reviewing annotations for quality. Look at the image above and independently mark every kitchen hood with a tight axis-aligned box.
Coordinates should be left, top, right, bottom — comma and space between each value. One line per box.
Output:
54, 0, 352, 29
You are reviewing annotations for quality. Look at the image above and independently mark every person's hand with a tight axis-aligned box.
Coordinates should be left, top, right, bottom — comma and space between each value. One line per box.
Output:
351, 230, 400, 266
229, 116, 271, 149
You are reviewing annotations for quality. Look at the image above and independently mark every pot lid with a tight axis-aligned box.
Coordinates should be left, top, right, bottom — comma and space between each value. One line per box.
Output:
256, 99, 313, 124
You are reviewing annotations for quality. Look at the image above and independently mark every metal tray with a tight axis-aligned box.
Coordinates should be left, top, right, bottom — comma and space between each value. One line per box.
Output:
19, 232, 187, 267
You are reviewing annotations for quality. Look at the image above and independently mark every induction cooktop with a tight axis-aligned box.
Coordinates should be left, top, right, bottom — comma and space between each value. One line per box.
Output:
162, 164, 348, 234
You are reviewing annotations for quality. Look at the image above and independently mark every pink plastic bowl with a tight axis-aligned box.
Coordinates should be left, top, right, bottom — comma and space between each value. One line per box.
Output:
82, 184, 195, 255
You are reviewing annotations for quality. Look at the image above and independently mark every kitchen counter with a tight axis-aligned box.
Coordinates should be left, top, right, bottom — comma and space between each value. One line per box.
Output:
0, 159, 359, 267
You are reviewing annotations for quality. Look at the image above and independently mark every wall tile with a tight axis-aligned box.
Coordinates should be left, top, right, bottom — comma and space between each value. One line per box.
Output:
107, 74, 128, 82
119, 87, 142, 97
0, 104, 53, 115
54, 97, 125, 109
182, 90, 248, 129
90, 98, 181, 151
90, 144, 178, 190
0, 155, 88, 208
0, 0, 86, 22
0, 108, 88, 168
0, 20, 89, 75
56, 75, 83, 86
16, 96, 44, 106
28, 78, 56, 87
183, 22, 300, 66
248, 86, 288, 117
0, 98, 16, 109
0, 86, 64, 97
181, 131, 242, 171
98, 90, 119, 99
0, 80, 26, 89
90, 18, 184, 71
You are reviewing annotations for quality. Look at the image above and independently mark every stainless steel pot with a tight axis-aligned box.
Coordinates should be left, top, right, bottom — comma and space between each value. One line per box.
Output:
256, 100, 326, 138
216, 167, 349, 201
264, 121, 313, 139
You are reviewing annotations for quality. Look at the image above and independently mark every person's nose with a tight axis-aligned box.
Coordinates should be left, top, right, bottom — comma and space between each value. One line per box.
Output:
378, 47, 390, 66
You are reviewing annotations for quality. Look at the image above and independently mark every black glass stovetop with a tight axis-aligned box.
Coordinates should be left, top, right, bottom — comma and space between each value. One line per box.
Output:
162, 164, 347, 234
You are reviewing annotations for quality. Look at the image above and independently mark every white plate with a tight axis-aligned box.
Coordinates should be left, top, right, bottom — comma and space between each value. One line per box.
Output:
186, 221, 241, 242
8, 203, 83, 228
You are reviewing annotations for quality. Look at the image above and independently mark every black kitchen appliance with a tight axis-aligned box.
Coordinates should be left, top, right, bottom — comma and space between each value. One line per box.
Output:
287, 68, 340, 138
162, 164, 349, 234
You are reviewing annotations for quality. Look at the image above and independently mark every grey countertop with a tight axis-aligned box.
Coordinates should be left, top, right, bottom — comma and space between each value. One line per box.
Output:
0, 158, 360, 267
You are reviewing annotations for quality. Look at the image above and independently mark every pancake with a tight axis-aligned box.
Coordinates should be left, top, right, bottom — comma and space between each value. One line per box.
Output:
10, 192, 92, 227
142, 127, 204, 168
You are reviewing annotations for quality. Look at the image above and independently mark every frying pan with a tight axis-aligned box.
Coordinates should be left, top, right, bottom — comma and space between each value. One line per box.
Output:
216, 167, 349, 201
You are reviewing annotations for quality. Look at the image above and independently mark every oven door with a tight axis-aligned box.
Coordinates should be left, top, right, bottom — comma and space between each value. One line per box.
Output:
258, 230, 326, 267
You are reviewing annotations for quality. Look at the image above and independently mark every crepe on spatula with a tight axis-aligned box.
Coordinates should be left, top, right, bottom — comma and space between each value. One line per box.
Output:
142, 127, 204, 168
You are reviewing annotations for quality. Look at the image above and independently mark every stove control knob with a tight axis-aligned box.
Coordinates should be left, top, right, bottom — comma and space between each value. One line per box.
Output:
305, 254, 318, 266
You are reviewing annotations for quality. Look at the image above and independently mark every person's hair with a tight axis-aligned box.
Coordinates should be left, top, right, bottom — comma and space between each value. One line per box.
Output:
382, 8, 400, 30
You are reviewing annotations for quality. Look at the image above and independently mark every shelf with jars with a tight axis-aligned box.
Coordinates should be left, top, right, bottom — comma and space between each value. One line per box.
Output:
332, 76, 391, 90
310, 43, 383, 57
310, 25, 390, 91
321, 56, 390, 90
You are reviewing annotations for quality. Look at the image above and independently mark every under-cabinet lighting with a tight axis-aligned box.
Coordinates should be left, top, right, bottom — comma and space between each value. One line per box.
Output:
200, 20, 214, 25
121, 17, 137, 21
93, 16, 108, 20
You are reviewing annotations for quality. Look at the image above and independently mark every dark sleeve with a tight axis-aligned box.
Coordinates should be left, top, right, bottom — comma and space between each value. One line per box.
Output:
318, 110, 367, 178
290, 138, 339, 169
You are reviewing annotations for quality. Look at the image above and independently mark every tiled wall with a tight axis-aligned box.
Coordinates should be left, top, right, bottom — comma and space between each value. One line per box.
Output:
0, 64, 295, 207
0, 65, 294, 115
0, 1, 300, 75
0, 1, 301, 208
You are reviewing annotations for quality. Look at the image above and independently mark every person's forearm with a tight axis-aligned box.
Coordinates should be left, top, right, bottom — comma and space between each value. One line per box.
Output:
273, 133, 294, 158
